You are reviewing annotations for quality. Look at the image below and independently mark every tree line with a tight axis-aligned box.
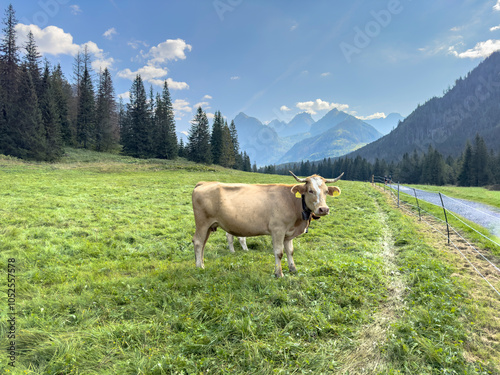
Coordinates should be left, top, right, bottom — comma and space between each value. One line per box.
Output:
0, 4, 251, 172
262, 133, 500, 187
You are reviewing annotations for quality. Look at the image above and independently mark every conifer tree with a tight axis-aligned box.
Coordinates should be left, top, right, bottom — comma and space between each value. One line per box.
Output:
210, 111, 224, 165
39, 63, 62, 160
24, 30, 42, 97
219, 121, 235, 168
123, 75, 152, 157
472, 134, 491, 186
458, 141, 473, 186
188, 106, 211, 164
51, 64, 73, 145
14, 65, 45, 160
76, 64, 95, 149
153, 81, 178, 159
95, 67, 117, 152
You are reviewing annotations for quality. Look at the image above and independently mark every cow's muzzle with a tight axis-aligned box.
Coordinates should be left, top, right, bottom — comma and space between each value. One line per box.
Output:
316, 207, 330, 216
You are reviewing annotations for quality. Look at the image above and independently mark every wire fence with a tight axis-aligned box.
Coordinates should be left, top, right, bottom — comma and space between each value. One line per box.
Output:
373, 176, 500, 299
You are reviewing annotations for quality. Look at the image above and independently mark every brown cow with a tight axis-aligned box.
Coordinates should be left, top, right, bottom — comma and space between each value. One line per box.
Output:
192, 171, 343, 277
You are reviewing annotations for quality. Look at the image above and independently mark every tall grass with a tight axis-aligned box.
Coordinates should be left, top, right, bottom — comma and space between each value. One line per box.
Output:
0, 149, 497, 374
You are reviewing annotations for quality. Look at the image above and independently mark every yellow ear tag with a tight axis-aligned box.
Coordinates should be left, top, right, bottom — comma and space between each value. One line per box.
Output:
332, 190, 340, 197
295, 191, 302, 198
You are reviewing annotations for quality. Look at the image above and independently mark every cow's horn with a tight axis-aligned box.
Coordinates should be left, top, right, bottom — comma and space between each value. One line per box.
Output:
289, 171, 306, 183
324, 172, 344, 183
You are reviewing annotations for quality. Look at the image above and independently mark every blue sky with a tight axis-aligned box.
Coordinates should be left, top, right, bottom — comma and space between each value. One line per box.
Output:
4, 0, 500, 133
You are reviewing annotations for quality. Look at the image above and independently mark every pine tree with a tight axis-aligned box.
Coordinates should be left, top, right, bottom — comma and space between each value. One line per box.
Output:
0, 4, 19, 155
210, 111, 224, 165
24, 30, 42, 97
76, 64, 95, 149
188, 106, 211, 164
153, 81, 178, 159
472, 134, 491, 186
39, 63, 62, 160
95, 67, 118, 152
14, 65, 45, 160
0, 4, 19, 94
219, 121, 235, 168
51, 64, 73, 145
458, 141, 473, 186
123, 75, 152, 158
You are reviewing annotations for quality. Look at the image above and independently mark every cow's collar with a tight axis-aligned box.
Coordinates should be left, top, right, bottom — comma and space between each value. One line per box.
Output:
301, 195, 320, 221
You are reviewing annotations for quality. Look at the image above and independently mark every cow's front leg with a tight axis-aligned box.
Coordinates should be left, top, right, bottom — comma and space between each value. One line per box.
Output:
284, 239, 297, 273
272, 232, 285, 278
226, 232, 236, 253
239, 237, 249, 251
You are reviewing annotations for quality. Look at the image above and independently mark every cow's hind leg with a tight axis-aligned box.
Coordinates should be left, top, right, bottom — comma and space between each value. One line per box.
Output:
271, 232, 286, 278
193, 225, 212, 269
239, 237, 248, 251
284, 239, 297, 273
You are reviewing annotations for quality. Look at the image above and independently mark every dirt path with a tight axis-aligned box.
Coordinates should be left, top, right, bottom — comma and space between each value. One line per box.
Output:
337, 202, 406, 374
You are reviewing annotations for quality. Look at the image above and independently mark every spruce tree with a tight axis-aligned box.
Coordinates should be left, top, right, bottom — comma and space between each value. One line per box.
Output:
39, 63, 62, 160
210, 111, 224, 165
24, 30, 42, 97
219, 121, 235, 168
472, 134, 491, 186
0, 4, 19, 155
76, 65, 95, 149
188, 106, 211, 164
123, 75, 152, 158
95, 67, 117, 152
51, 64, 73, 146
153, 81, 178, 159
14, 65, 45, 160
458, 141, 473, 186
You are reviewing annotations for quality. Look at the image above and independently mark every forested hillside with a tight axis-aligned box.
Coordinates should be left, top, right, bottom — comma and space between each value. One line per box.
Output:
349, 51, 500, 163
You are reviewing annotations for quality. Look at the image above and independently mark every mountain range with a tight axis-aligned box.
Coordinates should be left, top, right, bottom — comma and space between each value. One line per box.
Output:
232, 109, 397, 166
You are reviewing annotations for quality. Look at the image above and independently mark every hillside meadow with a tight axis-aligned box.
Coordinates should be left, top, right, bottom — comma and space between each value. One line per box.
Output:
0, 149, 499, 374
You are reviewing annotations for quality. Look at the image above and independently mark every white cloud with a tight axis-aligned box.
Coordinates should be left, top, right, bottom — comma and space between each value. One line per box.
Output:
450, 39, 500, 58
173, 99, 192, 116
15, 24, 113, 70
118, 66, 189, 89
118, 91, 130, 100
280, 105, 291, 112
103, 27, 117, 40
231, 76, 240, 80
147, 39, 192, 65
296, 99, 349, 115
203, 95, 213, 100
494, 0, 500, 11
450, 26, 461, 32
128, 39, 149, 50
320, 72, 331, 77
491, 25, 500, 31
70, 5, 82, 15
356, 112, 386, 121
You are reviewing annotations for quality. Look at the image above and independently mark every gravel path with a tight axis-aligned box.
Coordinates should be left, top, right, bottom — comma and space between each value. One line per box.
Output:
392, 185, 500, 238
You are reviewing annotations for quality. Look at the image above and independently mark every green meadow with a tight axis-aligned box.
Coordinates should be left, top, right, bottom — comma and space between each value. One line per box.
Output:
0, 149, 499, 374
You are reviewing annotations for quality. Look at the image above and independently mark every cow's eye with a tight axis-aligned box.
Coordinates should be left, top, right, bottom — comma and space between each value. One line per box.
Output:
308, 190, 314, 194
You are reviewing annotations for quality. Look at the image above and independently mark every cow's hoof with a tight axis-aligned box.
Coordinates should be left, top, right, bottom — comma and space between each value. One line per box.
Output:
275, 272, 284, 278
289, 266, 297, 274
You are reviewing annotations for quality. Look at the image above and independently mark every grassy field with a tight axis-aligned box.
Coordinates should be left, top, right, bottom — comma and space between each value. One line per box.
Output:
0, 149, 499, 374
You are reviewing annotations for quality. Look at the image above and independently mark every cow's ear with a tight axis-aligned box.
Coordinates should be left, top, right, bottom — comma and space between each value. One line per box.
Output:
327, 186, 341, 197
291, 184, 307, 197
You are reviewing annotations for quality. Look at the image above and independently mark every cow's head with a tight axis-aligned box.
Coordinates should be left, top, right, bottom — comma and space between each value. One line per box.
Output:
290, 171, 343, 217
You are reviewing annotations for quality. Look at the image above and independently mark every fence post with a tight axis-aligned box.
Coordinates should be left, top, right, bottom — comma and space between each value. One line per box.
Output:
439, 192, 450, 244
372, 175, 374, 185
413, 188, 421, 221
397, 182, 400, 208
